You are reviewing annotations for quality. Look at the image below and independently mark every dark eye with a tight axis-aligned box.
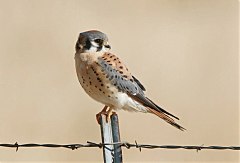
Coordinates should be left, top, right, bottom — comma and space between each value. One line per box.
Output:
94, 39, 102, 44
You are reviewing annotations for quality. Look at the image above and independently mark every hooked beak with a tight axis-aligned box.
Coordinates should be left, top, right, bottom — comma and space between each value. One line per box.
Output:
104, 44, 111, 49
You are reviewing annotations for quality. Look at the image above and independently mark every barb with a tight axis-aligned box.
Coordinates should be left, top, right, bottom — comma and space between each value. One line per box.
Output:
0, 141, 239, 152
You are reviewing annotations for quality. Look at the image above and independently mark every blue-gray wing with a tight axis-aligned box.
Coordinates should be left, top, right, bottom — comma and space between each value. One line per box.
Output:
132, 76, 146, 91
98, 53, 180, 121
98, 57, 144, 95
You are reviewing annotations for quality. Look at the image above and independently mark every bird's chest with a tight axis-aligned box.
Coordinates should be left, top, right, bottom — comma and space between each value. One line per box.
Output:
75, 53, 119, 105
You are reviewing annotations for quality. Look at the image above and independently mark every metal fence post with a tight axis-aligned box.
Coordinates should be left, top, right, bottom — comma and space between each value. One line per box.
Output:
111, 113, 123, 163
99, 113, 123, 163
100, 114, 114, 163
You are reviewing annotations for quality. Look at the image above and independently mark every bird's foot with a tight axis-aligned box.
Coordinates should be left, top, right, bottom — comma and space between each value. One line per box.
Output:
96, 106, 113, 124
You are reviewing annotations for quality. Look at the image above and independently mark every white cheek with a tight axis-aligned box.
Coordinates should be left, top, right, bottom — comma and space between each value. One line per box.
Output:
89, 46, 98, 52
83, 46, 98, 53
91, 41, 99, 47
84, 44, 109, 53
82, 41, 98, 52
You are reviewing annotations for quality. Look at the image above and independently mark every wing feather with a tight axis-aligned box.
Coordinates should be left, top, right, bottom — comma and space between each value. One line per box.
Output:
98, 52, 185, 130
132, 76, 146, 91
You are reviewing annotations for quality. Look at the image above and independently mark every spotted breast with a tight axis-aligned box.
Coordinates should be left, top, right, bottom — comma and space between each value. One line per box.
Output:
75, 51, 142, 111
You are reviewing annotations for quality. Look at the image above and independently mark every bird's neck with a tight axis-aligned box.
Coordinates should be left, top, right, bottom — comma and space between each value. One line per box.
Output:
75, 51, 105, 64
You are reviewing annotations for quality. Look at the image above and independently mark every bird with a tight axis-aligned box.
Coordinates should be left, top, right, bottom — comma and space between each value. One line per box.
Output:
74, 30, 185, 131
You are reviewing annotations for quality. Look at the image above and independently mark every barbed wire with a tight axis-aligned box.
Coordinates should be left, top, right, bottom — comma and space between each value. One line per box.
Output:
0, 141, 239, 152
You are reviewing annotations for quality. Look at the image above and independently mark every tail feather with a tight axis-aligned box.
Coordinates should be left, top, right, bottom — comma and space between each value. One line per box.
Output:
146, 97, 180, 120
147, 107, 186, 131
126, 93, 185, 131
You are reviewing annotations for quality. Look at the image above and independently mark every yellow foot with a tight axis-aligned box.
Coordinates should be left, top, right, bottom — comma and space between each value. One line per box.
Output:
96, 106, 113, 124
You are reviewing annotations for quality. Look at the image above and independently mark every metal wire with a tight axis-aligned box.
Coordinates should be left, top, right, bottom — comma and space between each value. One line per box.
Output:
0, 141, 239, 152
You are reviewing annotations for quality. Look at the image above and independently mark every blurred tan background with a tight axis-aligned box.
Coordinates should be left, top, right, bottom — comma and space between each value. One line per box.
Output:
0, 0, 239, 162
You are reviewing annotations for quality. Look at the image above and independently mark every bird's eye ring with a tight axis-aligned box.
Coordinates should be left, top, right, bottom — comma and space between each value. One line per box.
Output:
94, 39, 102, 44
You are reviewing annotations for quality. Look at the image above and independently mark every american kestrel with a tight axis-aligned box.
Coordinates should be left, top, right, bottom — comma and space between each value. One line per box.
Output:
75, 30, 185, 131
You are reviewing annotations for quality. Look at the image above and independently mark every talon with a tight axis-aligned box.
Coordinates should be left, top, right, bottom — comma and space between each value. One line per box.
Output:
96, 106, 113, 124
96, 112, 102, 124
96, 106, 109, 124
106, 109, 113, 123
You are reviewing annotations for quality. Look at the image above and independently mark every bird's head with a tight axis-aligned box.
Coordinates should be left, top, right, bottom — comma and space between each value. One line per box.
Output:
76, 30, 111, 53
